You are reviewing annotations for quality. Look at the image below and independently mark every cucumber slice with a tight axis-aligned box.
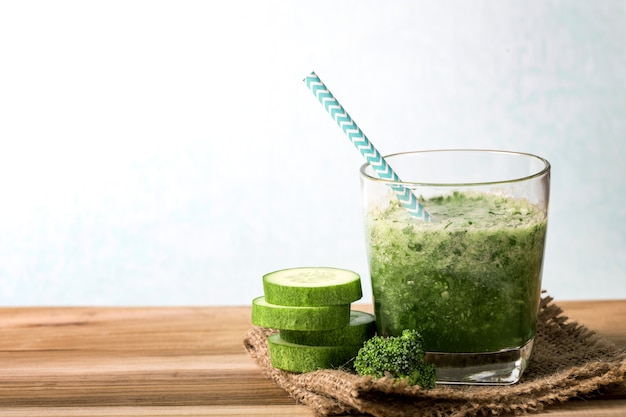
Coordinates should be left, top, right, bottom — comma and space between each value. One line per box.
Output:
251, 296, 350, 331
263, 267, 362, 306
280, 310, 375, 346
267, 334, 361, 373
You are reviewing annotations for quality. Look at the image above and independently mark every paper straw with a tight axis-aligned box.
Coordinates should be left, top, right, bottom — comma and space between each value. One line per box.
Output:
303, 71, 431, 221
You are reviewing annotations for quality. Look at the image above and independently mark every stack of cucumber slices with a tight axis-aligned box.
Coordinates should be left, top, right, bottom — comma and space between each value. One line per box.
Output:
251, 267, 376, 373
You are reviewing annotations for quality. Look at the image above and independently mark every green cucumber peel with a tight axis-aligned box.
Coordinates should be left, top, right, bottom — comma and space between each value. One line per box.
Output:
280, 310, 375, 346
263, 267, 363, 306
251, 296, 350, 331
267, 334, 362, 373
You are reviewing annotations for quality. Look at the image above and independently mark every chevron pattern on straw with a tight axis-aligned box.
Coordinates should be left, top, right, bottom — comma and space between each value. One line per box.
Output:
303, 71, 430, 221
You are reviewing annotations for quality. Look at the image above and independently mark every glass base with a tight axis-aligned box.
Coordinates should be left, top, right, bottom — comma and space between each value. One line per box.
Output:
425, 338, 534, 385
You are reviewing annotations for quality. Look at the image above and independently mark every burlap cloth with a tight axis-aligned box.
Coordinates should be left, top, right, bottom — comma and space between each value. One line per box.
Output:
243, 295, 626, 416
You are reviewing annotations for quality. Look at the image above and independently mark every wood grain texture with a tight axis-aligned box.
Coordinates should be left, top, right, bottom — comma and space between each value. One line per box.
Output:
0, 300, 623, 416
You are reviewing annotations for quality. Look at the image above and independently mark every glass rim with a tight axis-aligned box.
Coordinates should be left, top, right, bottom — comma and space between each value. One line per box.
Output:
359, 149, 551, 187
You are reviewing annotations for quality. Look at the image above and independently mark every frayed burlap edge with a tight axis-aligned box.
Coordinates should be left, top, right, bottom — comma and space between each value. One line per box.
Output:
244, 295, 626, 417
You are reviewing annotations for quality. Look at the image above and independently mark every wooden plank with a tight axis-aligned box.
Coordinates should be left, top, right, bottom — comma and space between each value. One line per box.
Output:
0, 307, 292, 407
0, 300, 623, 416
555, 299, 626, 347
542, 399, 626, 416
0, 402, 625, 417
0, 405, 321, 417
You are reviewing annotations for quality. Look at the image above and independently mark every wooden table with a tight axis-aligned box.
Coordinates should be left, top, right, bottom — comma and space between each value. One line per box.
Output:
0, 301, 624, 416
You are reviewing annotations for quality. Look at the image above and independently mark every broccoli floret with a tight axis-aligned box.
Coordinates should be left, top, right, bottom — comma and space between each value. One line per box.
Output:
353, 329, 436, 389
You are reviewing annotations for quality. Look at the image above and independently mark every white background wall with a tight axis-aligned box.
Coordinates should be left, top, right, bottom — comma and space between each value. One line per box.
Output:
0, 0, 624, 306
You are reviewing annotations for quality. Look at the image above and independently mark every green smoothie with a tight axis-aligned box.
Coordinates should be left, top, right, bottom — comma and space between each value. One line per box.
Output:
365, 191, 547, 353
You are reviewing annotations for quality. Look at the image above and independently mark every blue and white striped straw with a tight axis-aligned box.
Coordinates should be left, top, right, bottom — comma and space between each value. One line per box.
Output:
303, 71, 431, 221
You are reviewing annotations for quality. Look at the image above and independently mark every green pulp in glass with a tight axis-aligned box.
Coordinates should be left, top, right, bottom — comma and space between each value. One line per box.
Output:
366, 191, 547, 353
